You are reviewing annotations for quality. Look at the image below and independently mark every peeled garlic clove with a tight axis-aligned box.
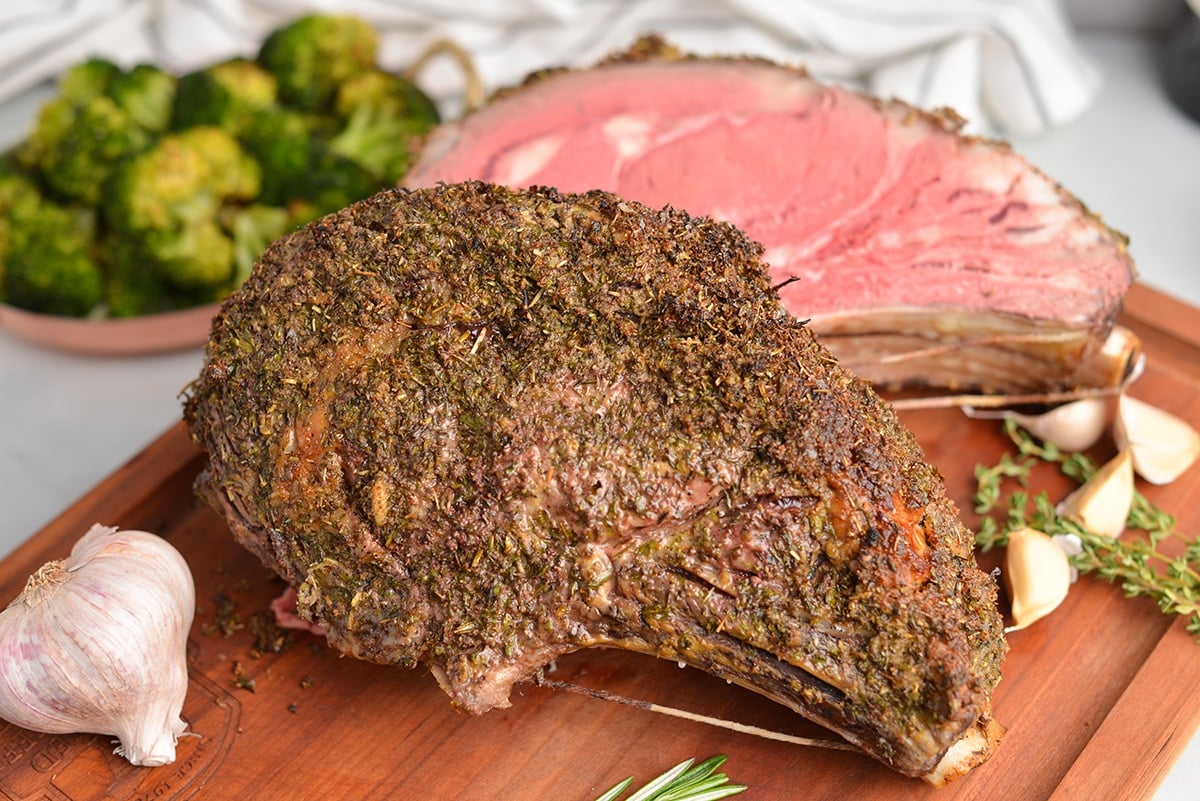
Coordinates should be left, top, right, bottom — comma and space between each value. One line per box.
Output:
1056, 449, 1134, 538
0, 524, 195, 766
1004, 526, 1073, 631
1113, 394, 1200, 485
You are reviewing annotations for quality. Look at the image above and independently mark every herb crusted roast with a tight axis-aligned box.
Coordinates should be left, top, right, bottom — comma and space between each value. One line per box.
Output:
184, 182, 1006, 783
405, 38, 1139, 395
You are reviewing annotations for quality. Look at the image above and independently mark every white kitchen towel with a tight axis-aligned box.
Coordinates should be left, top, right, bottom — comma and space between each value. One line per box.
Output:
0, 0, 1100, 136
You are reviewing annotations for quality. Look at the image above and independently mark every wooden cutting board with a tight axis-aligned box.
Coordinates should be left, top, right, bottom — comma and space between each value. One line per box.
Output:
1, 282, 1197, 801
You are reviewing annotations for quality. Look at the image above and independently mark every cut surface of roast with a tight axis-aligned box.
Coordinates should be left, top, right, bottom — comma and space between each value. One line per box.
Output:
405, 38, 1138, 394
185, 182, 1006, 782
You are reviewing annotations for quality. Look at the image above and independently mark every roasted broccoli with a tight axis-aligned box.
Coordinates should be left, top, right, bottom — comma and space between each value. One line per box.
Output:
154, 218, 237, 289
2, 148, 105, 316
101, 234, 173, 317
257, 14, 378, 112
1, 181, 104, 316
2, 14, 434, 319
293, 149, 381, 222
0, 161, 39, 240
179, 125, 262, 200
110, 64, 177, 133
101, 126, 273, 313
172, 58, 278, 133
237, 106, 318, 206
335, 68, 439, 126
226, 204, 293, 283
15, 59, 177, 205
0, 164, 41, 303
17, 94, 150, 205
107, 126, 259, 231
328, 68, 440, 185
56, 57, 122, 105
237, 105, 382, 221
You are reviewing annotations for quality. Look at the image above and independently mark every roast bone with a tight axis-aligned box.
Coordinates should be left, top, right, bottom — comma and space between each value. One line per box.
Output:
405, 37, 1140, 397
185, 183, 1007, 783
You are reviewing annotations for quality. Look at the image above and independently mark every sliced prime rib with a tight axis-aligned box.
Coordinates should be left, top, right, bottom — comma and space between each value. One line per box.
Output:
184, 182, 1007, 783
404, 37, 1139, 396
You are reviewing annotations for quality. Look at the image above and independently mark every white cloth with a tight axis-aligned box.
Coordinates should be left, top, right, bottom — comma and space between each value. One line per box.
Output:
0, 0, 1100, 136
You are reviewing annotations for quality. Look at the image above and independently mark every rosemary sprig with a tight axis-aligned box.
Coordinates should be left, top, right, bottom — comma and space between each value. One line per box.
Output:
592, 755, 747, 801
973, 419, 1200, 637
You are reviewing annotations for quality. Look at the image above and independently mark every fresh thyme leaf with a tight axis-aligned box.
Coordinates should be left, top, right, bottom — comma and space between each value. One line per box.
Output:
973, 449, 1034, 514
592, 756, 747, 801
972, 420, 1200, 638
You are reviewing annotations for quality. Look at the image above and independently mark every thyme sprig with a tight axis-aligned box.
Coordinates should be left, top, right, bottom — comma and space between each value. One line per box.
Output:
592, 755, 747, 801
973, 419, 1200, 637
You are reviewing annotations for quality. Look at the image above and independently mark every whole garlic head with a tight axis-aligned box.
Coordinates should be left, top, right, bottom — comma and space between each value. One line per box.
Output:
0, 524, 195, 766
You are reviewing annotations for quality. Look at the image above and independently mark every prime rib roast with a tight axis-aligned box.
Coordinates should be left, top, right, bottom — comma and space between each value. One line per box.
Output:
185, 182, 1007, 783
405, 37, 1139, 396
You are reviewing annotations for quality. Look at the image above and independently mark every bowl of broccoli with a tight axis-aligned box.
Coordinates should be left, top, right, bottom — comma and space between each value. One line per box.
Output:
0, 13, 442, 354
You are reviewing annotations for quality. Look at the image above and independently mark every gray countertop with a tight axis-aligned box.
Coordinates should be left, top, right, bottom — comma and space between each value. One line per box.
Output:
1, 30, 1197, 799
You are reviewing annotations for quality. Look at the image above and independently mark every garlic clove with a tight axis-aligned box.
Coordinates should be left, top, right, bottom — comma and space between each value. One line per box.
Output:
1113, 394, 1200, 485
0, 524, 195, 767
1004, 526, 1073, 631
1056, 449, 1134, 539
963, 397, 1111, 452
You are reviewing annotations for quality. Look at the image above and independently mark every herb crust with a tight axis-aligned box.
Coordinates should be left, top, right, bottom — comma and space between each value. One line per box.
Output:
185, 181, 1005, 778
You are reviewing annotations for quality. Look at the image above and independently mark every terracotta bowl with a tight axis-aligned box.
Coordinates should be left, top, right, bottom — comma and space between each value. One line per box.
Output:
0, 303, 219, 355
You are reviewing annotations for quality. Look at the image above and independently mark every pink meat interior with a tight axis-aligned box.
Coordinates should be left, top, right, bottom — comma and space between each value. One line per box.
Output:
407, 61, 1131, 326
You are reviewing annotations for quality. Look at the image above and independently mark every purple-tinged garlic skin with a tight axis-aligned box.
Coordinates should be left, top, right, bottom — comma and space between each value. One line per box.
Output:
0, 524, 195, 766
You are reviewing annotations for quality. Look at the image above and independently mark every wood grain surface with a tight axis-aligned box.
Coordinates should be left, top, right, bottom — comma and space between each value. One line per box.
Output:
0, 282, 1196, 801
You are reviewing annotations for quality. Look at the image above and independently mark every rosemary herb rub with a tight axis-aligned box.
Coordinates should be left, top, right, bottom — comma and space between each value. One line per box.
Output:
184, 182, 1007, 783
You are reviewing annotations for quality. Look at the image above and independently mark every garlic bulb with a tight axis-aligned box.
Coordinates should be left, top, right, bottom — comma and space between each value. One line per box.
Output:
1113, 394, 1200, 485
0, 524, 195, 766
1056, 449, 1134, 539
1004, 527, 1073, 631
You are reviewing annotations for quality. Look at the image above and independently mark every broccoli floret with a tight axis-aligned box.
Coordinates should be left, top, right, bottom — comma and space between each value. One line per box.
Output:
238, 106, 322, 206
294, 149, 381, 222
107, 126, 260, 232
335, 68, 439, 127
0, 163, 41, 247
2, 193, 104, 316
14, 60, 176, 204
101, 234, 173, 317
237, 105, 380, 219
104, 126, 262, 303
103, 226, 235, 317
0, 165, 43, 302
110, 64, 177, 133
172, 58, 278, 133
328, 68, 439, 185
257, 14, 378, 112
17, 93, 152, 205
56, 57, 122, 105
225, 204, 293, 284
154, 218, 237, 289
177, 125, 261, 199
107, 133, 216, 232
12, 98, 75, 173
